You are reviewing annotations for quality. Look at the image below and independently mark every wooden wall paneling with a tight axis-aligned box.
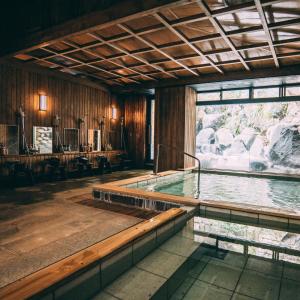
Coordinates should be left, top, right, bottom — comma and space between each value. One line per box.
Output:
155, 86, 185, 171
109, 94, 124, 149
155, 86, 197, 172
0, 61, 123, 153
184, 86, 196, 168
0, 125, 7, 146
124, 95, 146, 167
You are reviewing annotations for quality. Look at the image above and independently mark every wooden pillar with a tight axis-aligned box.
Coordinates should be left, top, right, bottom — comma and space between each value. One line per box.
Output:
124, 95, 147, 168
154, 86, 196, 172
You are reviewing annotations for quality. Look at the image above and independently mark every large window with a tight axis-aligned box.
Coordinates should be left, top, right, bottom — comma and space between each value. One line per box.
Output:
197, 83, 300, 104
198, 91, 220, 101
286, 86, 300, 97
223, 89, 249, 100
196, 101, 300, 175
253, 87, 279, 98
146, 99, 155, 162
150, 100, 155, 160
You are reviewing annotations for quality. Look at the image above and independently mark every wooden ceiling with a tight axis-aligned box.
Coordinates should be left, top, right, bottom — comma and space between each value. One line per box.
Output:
14, 0, 300, 88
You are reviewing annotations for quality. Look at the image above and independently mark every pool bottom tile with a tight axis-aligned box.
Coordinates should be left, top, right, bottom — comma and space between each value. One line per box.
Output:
188, 259, 208, 278
167, 259, 196, 297
197, 259, 243, 291
184, 280, 233, 300
170, 277, 196, 300
283, 261, 300, 282
235, 269, 281, 300
231, 293, 257, 300
279, 278, 300, 300
91, 291, 119, 300
245, 256, 283, 278
101, 245, 133, 288
159, 235, 199, 258
136, 248, 186, 279
133, 231, 157, 264
104, 267, 166, 300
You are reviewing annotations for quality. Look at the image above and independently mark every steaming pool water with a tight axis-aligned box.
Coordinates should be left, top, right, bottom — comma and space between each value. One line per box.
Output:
133, 172, 300, 211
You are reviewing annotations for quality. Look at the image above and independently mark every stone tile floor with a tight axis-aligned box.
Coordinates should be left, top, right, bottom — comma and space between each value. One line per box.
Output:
0, 169, 150, 288
94, 219, 300, 300
171, 242, 300, 300
171, 254, 300, 300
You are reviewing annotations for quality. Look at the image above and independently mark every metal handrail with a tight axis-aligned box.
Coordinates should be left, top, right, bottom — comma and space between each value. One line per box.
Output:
154, 143, 201, 198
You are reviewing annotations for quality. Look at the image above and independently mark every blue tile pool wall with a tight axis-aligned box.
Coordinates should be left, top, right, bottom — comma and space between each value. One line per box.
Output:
29, 211, 190, 300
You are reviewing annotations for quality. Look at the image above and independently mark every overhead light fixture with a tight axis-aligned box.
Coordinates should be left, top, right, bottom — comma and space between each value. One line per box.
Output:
111, 106, 117, 120
39, 94, 47, 111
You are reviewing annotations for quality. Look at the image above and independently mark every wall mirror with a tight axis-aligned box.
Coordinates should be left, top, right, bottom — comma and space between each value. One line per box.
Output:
0, 124, 19, 155
88, 129, 101, 151
33, 126, 53, 154
64, 128, 79, 152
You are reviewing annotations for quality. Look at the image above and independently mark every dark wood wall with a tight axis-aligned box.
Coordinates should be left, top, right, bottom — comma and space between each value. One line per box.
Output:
0, 61, 122, 150
155, 86, 196, 172
124, 95, 146, 167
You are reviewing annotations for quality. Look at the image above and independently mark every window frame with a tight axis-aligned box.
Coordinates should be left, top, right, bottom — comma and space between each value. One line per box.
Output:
196, 83, 300, 106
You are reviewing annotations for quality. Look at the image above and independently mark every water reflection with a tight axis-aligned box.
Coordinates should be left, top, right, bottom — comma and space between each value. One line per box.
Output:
145, 173, 300, 211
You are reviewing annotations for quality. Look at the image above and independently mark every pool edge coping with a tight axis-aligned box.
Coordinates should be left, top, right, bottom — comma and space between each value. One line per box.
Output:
93, 170, 300, 221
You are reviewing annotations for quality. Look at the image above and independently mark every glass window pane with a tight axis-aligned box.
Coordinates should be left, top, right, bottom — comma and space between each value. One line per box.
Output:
223, 89, 249, 100
286, 86, 300, 96
198, 92, 220, 101
253, 87, 279, 98
150, 100, 155, 160
195, 101, 300, 176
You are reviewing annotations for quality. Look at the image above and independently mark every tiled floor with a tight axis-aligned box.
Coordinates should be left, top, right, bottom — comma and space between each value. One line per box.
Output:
93, 222, 200, 300
171, 245, 300, 300
0, 169, 150, 288
2, 170, 299, 299
91, 217, 300, 300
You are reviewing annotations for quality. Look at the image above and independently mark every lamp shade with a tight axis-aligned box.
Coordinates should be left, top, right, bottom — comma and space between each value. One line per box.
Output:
39, 94, 47, 111
111, 107, 117, 120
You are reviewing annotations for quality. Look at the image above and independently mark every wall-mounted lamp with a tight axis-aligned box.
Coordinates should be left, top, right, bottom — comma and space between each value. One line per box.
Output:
111, 106, 117, 120
39, 94, 47, 111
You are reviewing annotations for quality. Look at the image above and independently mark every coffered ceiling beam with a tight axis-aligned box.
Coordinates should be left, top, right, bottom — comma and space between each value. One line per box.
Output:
196, 0, 250, 71
154, 12, 224, 74
87, 33, 178, 79
119, 64, 300, 90
108, 51, 300, 80
254, 0, 279, 67
118, 23, 199, 76
26, 17, 300, 74
62, 40, 154, 82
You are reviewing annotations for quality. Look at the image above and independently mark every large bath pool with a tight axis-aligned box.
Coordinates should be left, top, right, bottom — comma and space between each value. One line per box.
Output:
133, 172, 300, 211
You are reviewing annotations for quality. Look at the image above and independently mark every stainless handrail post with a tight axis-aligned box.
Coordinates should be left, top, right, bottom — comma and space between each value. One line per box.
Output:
153, 143, 201, 198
